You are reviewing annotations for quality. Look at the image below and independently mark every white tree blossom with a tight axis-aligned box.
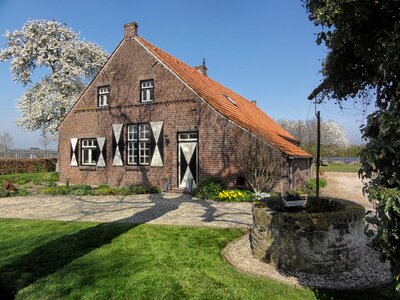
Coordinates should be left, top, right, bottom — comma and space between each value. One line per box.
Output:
278, 118, 350, 159
0, 19, 108, 135
320, 120, 350, 160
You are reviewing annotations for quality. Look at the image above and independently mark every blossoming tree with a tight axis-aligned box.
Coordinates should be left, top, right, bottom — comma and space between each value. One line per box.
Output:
278, 118, 350, 160
0, 20, 108, 135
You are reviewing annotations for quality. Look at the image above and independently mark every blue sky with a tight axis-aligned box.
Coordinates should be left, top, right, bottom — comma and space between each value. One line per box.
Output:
0, 0, 368, 149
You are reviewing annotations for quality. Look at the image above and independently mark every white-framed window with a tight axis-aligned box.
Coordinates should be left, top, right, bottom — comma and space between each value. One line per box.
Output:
127, 124, 150, 165
98, 86, 110, 107
81, 139, 97, 165
140, 80, 154, 102
178, 132, 198, 141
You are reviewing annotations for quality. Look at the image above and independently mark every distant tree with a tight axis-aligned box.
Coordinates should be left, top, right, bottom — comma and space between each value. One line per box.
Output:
0, 19, 108, 135
320, 120, 350, 161
303, 0, 400, 291
277, 119, 308, 144
278, 119, 316, 154
39, 131, 52, 158
278, 118, 349, 160
0, 132, 13, 157
336, 145, 362, 158
236, 136, 281, 194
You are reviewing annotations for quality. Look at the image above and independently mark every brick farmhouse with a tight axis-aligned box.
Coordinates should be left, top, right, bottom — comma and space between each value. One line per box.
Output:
58, 22, 312, 192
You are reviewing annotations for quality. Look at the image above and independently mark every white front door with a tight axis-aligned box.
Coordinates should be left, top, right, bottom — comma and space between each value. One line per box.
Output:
178, 133, 198, 189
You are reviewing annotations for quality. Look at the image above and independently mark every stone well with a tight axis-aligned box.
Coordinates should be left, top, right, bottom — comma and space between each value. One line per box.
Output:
250, 198, 366, 274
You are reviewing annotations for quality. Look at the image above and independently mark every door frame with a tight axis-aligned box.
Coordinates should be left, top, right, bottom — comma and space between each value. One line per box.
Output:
177, 131, 199, 188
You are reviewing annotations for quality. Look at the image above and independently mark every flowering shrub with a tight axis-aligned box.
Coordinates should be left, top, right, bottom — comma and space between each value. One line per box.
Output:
217, 189, 254, 202
254, 192, 271, 200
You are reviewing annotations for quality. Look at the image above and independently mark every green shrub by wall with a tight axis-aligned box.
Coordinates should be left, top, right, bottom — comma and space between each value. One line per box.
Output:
306, 178, 327, 190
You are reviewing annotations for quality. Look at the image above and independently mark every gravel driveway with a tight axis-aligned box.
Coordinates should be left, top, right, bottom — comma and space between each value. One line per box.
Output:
0, 172, 372, 229
0, 193, 252, 229
320, 172, 373, 211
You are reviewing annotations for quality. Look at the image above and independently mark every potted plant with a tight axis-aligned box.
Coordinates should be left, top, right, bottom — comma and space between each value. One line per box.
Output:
281, 189, 308, 207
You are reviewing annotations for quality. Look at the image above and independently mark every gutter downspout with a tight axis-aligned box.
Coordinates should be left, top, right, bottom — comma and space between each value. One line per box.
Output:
288, 157, 293, 190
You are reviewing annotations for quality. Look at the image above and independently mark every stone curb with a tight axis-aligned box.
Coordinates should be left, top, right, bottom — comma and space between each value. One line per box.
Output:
221, 234, 393, 290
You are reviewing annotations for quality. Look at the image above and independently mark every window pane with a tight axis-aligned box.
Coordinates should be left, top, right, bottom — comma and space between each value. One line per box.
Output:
139, 141, 149, 165
142, 90, 147, 101
128, 125, 138, 141
99, 87, 108, 94
139, 124, 149, 140
129, 142, 138, 164
83, 149, 89, 163
149, 89, 154, 101
92, 149, 97, 164
100, 95, 108, 106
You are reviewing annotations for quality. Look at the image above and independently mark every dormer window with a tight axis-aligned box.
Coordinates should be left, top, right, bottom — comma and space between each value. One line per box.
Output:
141, 80, 154, 102
223, 94, 237, 106
98, 86, 110, 107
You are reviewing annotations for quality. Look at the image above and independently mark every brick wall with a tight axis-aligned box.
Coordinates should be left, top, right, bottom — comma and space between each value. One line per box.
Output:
197, 101, 287, 191
58, 36, 310, 191
59, 38, 205, 187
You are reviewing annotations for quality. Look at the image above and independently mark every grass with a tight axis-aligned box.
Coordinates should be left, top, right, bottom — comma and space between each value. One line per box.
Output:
0, 219, 397, 300
314, 163, 361, 173
0, 172, 59, 186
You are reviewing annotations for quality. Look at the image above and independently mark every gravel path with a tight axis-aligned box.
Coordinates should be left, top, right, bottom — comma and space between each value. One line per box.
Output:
222, 234, 393, 290
321, 172, 373, 211
0, 193, 252, 228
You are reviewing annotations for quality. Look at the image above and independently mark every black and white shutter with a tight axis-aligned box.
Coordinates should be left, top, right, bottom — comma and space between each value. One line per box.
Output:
150, 121, 164, 167
96, 137, 106, 167
112, 124, 124, 166
70, 138, 79, 166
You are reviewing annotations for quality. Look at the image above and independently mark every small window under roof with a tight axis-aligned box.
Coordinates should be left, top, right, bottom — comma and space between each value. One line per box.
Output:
223, 94, 237, 106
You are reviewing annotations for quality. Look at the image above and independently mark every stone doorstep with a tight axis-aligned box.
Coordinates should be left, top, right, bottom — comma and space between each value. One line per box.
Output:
164, 188, 191, 194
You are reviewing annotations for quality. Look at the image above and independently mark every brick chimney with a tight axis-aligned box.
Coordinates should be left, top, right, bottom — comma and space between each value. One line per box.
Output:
124, 22, 138, 38
194, 58, 208, 77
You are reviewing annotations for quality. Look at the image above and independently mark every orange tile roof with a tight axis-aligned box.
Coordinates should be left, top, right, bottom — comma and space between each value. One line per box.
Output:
136, 36, 312, 158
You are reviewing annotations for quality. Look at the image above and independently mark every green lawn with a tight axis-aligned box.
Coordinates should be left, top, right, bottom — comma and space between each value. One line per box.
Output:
314, 163, 361, 173
0, 219, 396, 300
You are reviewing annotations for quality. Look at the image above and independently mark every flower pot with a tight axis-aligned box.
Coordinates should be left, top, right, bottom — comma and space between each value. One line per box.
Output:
281, 196, 307, 207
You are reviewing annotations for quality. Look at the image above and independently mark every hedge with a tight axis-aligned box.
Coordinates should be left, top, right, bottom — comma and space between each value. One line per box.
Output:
0, 158, 57, 175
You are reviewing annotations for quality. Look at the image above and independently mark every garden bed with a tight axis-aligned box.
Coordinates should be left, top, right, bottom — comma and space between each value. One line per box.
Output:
0, 172, 159, 197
